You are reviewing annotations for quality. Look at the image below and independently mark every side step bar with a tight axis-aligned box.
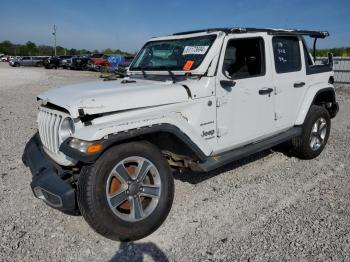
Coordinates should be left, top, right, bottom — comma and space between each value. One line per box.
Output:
191, 127, 302, 172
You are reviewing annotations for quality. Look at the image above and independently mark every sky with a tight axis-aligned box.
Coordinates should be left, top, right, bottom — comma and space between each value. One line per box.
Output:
0, 0, 349, 52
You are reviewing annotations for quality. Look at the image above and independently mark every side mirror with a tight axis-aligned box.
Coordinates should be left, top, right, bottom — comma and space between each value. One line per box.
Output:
327, 52, 333, 69
220, 80, 236, 91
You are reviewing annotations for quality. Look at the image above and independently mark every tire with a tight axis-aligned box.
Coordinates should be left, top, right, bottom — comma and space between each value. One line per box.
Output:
292, 105, 331, 159
77, 141, 174, 241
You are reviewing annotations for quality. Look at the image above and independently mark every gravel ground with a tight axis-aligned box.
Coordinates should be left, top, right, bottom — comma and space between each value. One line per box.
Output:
0, 62, 349, 261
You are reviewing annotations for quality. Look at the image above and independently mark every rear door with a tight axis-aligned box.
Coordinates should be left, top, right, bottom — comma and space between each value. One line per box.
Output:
272, 36, 307, 129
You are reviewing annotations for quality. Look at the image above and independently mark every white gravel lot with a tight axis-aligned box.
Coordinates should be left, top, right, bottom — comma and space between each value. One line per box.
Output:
0, 62, 349, 261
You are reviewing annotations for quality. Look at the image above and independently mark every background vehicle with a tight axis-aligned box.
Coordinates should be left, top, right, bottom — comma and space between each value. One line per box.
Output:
43, 56, 60, 69
114, 56, 134, 76
58, 55, 72, 67
61, 56, 74, 69
10, 56, 47, 67
70, 54, 91, 70
1, 55, 9, 62
87, 54, 108, 71
23, 27, 338, 241
88, 54, 127, 72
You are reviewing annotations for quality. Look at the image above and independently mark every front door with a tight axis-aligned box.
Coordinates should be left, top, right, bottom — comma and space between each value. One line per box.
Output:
216, 35, 276, 151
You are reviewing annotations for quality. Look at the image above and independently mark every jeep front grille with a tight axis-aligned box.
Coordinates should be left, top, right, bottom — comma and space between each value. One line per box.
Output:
37, 107, 64, 154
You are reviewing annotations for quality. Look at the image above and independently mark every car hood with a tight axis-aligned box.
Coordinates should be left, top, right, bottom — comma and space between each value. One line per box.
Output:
38, 79, 190, 118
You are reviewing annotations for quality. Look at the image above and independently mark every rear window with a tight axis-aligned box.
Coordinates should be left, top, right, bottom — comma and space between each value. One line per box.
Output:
272, 36, 301, 73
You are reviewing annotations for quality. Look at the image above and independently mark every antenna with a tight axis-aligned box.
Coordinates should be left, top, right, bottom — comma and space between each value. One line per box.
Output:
52, 24, 57, 56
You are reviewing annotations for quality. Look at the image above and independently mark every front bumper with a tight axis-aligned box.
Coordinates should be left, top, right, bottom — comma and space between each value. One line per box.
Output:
22, 133, 77, 211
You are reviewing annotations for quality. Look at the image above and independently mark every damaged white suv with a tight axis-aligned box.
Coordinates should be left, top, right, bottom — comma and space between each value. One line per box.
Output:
23, 27, 339, 241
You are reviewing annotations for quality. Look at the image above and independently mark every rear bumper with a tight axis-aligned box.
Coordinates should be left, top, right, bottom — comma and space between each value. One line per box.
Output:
22, 133, 77, 211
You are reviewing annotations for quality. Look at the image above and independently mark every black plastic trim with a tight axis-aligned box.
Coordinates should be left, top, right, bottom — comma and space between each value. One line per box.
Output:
312, 87, 339, 118
60, 124, 208, 163
301, 38, 332, 75
22, 133, 76, 211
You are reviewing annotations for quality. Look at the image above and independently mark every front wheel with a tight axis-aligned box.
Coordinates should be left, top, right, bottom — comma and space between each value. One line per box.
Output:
77, 141, 174, 241
292, 105, 331, 159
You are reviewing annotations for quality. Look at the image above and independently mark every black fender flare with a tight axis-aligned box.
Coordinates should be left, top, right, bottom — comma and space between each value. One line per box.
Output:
59, 124, 208, 163
311, 87, 339, 118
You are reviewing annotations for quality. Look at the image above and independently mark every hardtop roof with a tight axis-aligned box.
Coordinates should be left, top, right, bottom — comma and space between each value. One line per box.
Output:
173, 27, 329, 38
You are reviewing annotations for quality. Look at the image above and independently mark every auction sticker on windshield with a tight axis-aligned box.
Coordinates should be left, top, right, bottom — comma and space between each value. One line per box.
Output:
182, 46, 209, 55
183, 60, 195, 71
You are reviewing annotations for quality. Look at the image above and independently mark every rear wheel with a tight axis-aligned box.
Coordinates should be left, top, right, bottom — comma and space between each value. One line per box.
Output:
292, 105, 331, 159
77, 141, 174, 241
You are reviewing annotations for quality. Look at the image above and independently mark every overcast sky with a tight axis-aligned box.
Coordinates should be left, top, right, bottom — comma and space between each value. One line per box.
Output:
0, 0, 349, 52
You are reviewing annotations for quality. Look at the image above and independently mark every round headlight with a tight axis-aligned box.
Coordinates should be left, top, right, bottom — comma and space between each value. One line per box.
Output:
59, 117, 75, 142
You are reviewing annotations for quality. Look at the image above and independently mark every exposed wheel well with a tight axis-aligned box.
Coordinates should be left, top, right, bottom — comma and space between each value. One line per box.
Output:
104, 131, 201, 169
312, 89, 338, 118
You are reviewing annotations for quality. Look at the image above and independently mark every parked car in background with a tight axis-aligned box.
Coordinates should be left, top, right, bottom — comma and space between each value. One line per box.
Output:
114, 56, 134, 76
1, 55, 9, 62
8, 56, 21, 62
87, 54, 108, 71
61, 56, 74, 69
43, 56, 73, 69
58, 56, 73, 67
43, 56, 60, 69
9, 56, 48, 67
70, 54, 91, 70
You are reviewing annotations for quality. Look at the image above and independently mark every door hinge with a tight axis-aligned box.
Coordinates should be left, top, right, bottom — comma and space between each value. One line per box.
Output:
274, 112, 283, 121
216, 97, 228, 107
217, 126, 228, 137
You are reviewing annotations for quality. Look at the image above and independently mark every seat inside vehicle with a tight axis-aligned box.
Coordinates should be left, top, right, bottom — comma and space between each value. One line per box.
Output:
223, 38, 264, 79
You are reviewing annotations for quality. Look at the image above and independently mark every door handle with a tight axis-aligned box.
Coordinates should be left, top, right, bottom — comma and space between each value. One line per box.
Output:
294, 82, 305, 88
259, 88, 274, 95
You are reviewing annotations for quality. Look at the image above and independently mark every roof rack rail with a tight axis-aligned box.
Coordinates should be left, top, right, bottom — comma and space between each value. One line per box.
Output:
173, 27, 329, 38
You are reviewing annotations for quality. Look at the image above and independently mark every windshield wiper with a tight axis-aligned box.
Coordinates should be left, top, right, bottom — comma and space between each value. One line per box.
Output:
157, 66, 177, 83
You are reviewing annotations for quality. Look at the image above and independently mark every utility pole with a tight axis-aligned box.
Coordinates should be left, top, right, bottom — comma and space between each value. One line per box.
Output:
52, 24, 57, 56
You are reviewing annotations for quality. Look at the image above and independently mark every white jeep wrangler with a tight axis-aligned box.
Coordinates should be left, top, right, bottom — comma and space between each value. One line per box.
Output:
23, 27, 339, 241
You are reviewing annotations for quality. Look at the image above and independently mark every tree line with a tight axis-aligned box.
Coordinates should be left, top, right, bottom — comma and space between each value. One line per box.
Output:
0, 40, 133, 56
315, 47, 350, 57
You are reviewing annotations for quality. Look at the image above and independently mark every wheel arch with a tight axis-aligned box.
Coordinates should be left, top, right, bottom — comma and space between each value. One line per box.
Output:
60, 124, 208, 164
295, 86, 338, 125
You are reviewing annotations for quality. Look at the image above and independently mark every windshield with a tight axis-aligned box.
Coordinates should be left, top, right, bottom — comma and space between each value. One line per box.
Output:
130, 34, 217, 71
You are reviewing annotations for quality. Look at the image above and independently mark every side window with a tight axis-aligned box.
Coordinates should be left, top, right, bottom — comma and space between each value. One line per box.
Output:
222, 37, 265, 79
22, 57, 30, 60
272, 36, 301, 73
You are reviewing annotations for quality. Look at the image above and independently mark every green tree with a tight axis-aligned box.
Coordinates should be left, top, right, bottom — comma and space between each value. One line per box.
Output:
26, 41, 37, 56
102, 48, 114, 54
